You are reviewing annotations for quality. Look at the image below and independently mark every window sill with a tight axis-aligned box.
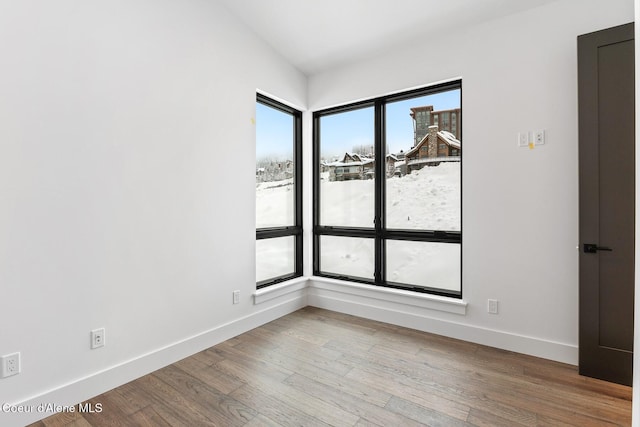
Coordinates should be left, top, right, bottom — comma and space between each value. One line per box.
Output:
253, 277, 308, 305
254, 276, 467, 316
308, 276, 467, 315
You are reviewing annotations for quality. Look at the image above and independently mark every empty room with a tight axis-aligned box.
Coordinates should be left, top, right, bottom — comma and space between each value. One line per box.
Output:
0, 0, 638, 426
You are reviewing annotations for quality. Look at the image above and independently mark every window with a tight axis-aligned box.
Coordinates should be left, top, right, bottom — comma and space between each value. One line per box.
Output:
441, 111, 450, 129
313, 81, 462, 297
256, 94, 302, 288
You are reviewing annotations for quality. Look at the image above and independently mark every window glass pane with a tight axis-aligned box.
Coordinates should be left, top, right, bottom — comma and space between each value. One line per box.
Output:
256, 102, 294, 228
256, 237, 295, 283
320, 236, 374, 279
386, 240, 460, 292
385, 90, 461, 231
319, 107, 375, 228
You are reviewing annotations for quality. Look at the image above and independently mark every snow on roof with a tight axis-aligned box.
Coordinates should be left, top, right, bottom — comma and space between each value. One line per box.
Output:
438, 130, 461, 149
343, 152, 374, 162
330, 159, 374, 167
404, 138, 425, 157
405, 129, 461, 156
333, 152, 374, 166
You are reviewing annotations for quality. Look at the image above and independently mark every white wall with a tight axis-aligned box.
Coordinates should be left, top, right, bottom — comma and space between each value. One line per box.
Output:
0, 1, 306, 425
307, 0, 634, 364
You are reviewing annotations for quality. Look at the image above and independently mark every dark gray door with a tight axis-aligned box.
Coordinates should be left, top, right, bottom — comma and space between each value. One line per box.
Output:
578, 22, 635, 386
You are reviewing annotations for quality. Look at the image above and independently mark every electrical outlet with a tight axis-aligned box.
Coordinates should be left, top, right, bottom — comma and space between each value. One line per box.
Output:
1, 352, 21, 378
534, 129, 545, 145
233, 290, 240, 305
91, 328, 105, 349
488, 299, 499, 314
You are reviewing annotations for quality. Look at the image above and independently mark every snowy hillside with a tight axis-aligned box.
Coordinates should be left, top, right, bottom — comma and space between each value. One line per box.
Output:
256, 163, 460, 290
320, 162, 460, 231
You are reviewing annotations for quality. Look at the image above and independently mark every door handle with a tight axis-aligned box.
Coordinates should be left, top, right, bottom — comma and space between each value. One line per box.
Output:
583, 243, 613, 253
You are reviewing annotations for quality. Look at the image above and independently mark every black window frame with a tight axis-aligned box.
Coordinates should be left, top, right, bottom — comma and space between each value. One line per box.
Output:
312, 80, 462, 298
256, 93, 303, 289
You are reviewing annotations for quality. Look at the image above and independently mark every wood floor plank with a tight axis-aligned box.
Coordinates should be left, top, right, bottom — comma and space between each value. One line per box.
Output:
128, 405, 173, 427
523, 363, 633, 401
242, 413, 287, 427
173, 353, 245, 394
344, 361, 540, 425
420, 344, 630, 425
466, 407, 530, 427
40, 410, 85, 427
238, 327, 283, 351
40, 411, 90, 427
341, 334, 629, 426
211, 351, 294, 387
134, 373, 221, 426
283, 371, 433, 427
353, 419, 383, 427
234, 337, 354, 378
478, 376, 631, 425
190, 348, 226, 366
216, 358, 361, 426
58, 419, 92, 427
404, 343, 629, 424
153, 364, 257, 426
385, 395, 472, 427
108, 381, 155, 417
535, 412, 620, 427
79, 394, 130, 426
29, 307, 632, 427
96, 388, 145, 417
229, 383, 335, 427
287, 366, 393, 408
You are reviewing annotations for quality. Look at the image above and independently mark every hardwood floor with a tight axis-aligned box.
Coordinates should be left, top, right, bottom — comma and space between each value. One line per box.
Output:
30, 307, 632, 426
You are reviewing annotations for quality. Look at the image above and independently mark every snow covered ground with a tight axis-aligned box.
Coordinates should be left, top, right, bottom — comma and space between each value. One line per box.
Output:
320, 162, 460, 231
256, 162, 460, 291
256, 178, 294, 228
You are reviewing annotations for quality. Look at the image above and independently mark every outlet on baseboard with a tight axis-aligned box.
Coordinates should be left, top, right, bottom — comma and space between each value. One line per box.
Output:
488, 299, 499, 314
1, 352, 21, 378
91, 328, 105, 349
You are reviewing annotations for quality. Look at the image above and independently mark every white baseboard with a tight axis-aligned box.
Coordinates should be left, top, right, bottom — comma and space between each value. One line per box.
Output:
5, 277, 580, 426
5, 294, 306, 427
307, 278, 578, 366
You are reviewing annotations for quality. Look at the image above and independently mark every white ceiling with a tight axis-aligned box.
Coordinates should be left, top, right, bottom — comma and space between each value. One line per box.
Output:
218, 0, 561, 76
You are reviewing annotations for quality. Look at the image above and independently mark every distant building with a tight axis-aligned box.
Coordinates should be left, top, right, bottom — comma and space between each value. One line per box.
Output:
256, 159, 293, 182
386, 153, 399, 177
391, 150, 407, 176
410, 105, 461, 144
328, 152, 374, 181
404, 126, 460, 173
409, 105, 433, 148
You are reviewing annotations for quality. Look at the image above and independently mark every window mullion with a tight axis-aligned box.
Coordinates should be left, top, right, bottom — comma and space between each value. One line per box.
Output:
294, 109, 303, 277
374, 100, 385, 285
312, 112, 321, 276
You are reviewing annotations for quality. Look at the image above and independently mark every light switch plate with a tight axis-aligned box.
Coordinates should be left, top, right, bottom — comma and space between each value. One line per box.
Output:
517, 132, 529, 147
